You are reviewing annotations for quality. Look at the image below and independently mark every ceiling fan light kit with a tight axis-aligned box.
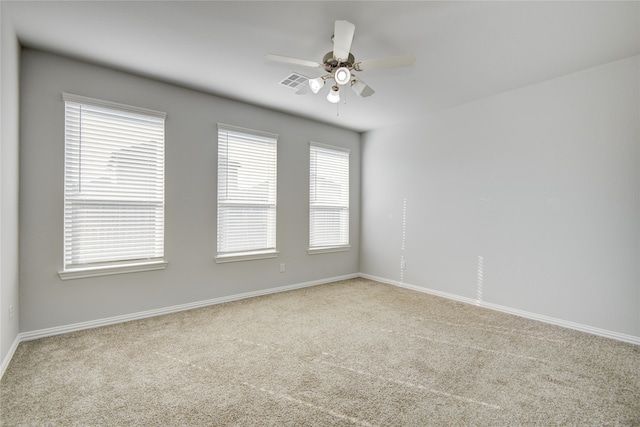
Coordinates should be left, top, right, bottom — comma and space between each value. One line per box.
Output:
327, 86, 341, 104
351, 77, 375, 98
334, 67, 351, 85
309, 76, 326, 94
267, 20, 415, 107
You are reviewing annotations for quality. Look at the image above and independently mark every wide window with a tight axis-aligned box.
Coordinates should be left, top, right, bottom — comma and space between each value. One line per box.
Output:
216, 124, 278, 262
60, 93, 166, 279
309, 142, 350, 253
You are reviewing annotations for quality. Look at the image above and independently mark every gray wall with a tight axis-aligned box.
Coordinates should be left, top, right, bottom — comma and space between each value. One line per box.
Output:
8, 45, 640, 355
361, 56, 640, 338
0, 5, 21, 368
19, 49, 360, 333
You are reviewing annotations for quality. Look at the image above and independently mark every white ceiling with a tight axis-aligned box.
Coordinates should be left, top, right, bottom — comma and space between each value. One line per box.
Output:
5, 1, 639, 132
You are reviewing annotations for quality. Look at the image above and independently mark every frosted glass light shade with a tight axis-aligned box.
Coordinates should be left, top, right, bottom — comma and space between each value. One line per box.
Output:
327, 86, 340, 103
351, 78, 375, 97
309, 77, 325, 94
334, 67, 351, 85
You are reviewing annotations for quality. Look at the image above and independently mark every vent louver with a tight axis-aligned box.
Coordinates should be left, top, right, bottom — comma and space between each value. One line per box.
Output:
279, 72, 309, 90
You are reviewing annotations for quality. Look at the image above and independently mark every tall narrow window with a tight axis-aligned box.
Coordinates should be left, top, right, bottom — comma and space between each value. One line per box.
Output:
216, 124, 278, 262
309, 142, 350, 253
60, 93, 166, 279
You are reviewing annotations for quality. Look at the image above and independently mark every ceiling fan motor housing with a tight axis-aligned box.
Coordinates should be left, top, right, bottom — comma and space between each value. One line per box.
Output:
323, 51, 355, 72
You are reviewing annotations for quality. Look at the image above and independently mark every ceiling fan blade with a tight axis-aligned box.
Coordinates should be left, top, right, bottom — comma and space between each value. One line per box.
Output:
351, 76, 375, 97
265, 54, 323, 68
332, 20, 356, 62
354, 54, 416, 71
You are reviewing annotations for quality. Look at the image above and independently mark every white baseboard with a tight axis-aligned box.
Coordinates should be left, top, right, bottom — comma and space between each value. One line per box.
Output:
359, 273, 640, 346
19, 273, 359, 343
0, 334, 21, 380
4, 271, 636, 381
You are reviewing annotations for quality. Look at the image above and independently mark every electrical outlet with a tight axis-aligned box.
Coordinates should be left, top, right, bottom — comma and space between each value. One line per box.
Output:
279, 263, 286, 273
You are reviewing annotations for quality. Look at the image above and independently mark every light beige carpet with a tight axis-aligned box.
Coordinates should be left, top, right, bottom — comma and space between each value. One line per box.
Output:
1, 278, 639, 426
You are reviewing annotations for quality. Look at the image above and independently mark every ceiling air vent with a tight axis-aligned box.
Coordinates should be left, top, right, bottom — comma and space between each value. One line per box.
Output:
279, 72, 309, 90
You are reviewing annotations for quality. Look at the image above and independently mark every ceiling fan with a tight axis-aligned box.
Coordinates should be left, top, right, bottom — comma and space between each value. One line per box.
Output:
266, 20, 415, 104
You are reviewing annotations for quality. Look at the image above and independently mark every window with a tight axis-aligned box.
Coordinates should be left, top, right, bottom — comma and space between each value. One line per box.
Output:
309, 142, 350, 253
59, 93, 166, 280
216, 124, 278, 262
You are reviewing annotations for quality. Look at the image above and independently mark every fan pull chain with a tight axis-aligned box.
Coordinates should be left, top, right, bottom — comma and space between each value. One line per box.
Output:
336, 86, 347, 117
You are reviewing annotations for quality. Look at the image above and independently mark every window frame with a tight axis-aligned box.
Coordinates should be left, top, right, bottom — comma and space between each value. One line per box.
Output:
308, 141, 351, 254
58, 93, 167, 280
215, 123, 279, 263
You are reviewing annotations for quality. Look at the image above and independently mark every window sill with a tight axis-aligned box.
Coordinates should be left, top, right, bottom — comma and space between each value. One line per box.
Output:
58, 260, 168, 280
215, 250, 279, 264
308, 245, 351, 255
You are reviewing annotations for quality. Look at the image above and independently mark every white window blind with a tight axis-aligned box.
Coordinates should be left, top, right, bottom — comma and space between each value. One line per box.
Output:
62, 93, 166, 272
309, 142, 350, 250
217, 124, 278, 258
